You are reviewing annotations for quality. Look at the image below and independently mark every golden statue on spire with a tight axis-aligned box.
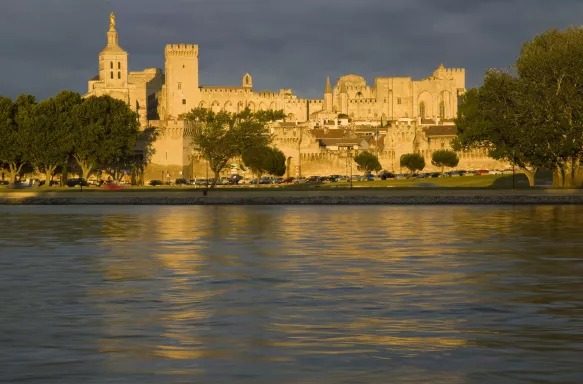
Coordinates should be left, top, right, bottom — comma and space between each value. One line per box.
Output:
109, 12, 116, 29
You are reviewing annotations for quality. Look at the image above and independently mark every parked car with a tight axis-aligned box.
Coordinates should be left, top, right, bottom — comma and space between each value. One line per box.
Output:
363, 174, 375, 181
442, 172, 452, 177
430, 172, 441, 178
476, 170, 489, 176
0, 180, 9, 187
149, 179, 163, 186
378, 171, 395, 180
194, 178, 209, 186
394, 174, 407, 180
464, 171, 477, 176
416, 173, 429, 179
489, 170, 502, 175
281, 177, 295, 184
175, 178, 188, 185
38, 180, 60, 187
229, 174, 243, 185
294, 177, 307, 184
66, 178, 89, 187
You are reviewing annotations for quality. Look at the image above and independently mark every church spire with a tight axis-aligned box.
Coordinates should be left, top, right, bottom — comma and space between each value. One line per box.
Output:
325, 76, 332, 94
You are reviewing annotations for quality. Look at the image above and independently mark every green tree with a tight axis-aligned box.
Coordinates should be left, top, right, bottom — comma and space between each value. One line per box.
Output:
183, 107, 285, 187
72, 95, 140, 180
354, 151, 382, 174
400, 153, 425, 174
456, 28, 583, 187
20, 91, 82, 187
431, 149, 459, 173
0, 95, 35, 185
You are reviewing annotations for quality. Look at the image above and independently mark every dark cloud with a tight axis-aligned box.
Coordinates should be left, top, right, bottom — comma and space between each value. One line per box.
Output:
1, 0, 582, 100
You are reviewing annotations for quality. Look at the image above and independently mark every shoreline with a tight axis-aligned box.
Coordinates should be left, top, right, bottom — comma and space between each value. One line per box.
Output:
2, 189, 583, 205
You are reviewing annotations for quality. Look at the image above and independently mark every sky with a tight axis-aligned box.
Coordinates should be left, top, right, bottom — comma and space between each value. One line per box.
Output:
1, 0, 582, 101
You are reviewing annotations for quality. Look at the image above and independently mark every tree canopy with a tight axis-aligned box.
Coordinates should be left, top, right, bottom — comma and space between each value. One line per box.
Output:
72, 95, 140, 180
431, 149, 459, 173
400, 153, 425, 174
354, 151, 382, 174
183, 107, 285, 187
455, 27, 583, 187
242, 146, 287, 182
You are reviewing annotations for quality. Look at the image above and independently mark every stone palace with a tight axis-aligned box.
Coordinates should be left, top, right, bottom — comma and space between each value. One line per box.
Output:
85, 13, 503, 180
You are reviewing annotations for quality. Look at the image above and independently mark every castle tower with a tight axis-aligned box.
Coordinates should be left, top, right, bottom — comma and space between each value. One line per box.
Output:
164, 44, 200, 119
242, 73, 253, 89
99, 12, 128, 93
339, 81, 348, 115
323, 76, 332, 111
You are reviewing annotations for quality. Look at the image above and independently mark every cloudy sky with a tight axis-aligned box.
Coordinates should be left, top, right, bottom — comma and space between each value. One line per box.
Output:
1, 0, 581, 100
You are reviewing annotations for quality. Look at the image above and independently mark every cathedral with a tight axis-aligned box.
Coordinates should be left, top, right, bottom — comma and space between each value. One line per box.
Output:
85, 14, 501, 180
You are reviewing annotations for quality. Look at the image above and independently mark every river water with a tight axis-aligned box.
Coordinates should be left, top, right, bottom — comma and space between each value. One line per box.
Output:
1, 205, 582, 383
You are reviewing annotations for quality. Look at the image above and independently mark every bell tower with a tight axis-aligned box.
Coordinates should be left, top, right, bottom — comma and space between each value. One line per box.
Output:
99, 12, 128, 92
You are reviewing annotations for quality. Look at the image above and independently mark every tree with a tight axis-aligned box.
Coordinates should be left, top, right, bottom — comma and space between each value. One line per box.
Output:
354, 151, 382, 174
0, 95, 35, 185
72, 95, 140, 180
400, 153, 425, 174
242, 146, 287, 184
184, 107, 285, 187
20, 91, 82, 187
455, 28, 583, 187
431, 149, 459, 173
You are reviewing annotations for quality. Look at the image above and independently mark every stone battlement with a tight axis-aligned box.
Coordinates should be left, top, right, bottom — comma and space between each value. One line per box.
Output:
165, 44, 198, 57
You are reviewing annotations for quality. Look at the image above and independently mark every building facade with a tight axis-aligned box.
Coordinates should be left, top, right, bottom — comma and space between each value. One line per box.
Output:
85, 14, 502, 181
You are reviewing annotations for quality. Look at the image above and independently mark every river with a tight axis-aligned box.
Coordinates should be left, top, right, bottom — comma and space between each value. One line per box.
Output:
1, 205, 582, 383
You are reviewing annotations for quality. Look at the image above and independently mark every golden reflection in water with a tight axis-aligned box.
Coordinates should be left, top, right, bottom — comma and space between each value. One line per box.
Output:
80, 205, 583, 382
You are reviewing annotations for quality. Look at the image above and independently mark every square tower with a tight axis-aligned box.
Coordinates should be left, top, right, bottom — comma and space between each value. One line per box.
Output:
164, 44, 200, 119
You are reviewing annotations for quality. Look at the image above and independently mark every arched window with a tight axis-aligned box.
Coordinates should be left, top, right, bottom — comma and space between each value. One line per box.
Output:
419, 102, 426, 118
440, 101, 445, 118
110, 62, 113, 69
118, 62, 121, 69
110, 71, 113, 79
118, 72, 121, 79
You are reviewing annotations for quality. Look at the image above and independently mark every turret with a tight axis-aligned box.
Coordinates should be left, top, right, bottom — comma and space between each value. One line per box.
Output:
242, 73, 253, 89
323, 76, 332, 111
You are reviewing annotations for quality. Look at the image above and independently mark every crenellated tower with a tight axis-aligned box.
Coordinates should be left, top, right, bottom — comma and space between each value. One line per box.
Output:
164, 44, 200, 119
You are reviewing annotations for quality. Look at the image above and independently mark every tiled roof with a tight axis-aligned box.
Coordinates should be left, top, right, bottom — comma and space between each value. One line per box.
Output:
423, 125, 457, 136
310, 128, 346, 139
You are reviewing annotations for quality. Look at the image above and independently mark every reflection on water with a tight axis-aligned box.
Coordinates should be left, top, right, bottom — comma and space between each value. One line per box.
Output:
1, 205, 583, 383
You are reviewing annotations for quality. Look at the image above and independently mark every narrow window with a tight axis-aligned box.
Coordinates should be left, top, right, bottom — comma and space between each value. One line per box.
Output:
118, 72, 121, 79
118, 62, 121, 69
110, 71, 113, 79
178, 82, 182, 90
439, 101, 445, 118
110, 62, 113, 69
182, 99, 186, 105
419, 102, 425, 118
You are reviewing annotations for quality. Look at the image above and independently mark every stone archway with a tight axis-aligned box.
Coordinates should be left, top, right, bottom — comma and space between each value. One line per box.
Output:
286, 156, 293, 178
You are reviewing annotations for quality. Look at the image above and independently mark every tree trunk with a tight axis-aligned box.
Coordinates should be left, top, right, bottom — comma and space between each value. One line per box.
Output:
211, 171, 220, 188
574, 157, 583, 187
8, 163, 23, 185
73, 156, 94, 181
518, 166, 537, 187
553, 165, 564, 187
564, 159, 575, 188
44, 165, 57, 188
62, 163, 68, 187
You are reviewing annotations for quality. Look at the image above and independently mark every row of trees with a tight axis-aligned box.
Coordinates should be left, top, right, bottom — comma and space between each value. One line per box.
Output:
0, 92, 145, 186
351, 149, 459, 174
455, 27, 583, 187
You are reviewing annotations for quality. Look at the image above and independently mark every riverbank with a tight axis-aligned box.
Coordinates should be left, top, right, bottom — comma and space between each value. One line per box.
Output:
2, 188, 583, 205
